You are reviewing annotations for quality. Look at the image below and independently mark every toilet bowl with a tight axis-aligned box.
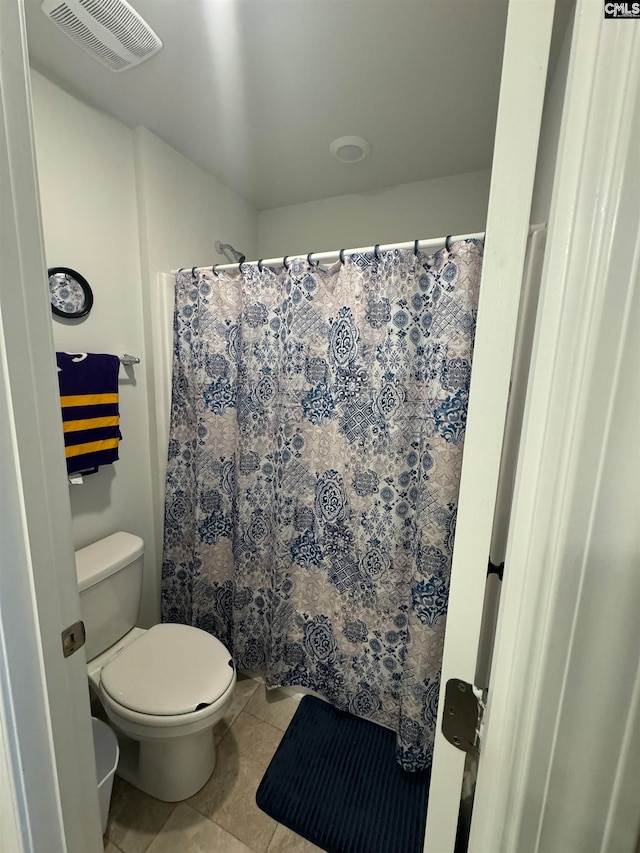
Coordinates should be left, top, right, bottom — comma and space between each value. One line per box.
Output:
77, 532, 236, 801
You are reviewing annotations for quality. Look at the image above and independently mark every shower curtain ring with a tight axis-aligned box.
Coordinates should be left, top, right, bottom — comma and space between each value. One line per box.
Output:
258, 259, 264, 272
307, 252, 316, 267
283, 255, 290, 270
445, 235, 452, 252
414, 239, 419, 255
374, 244, 380, 261
191, 266, 197, 279
211, 264, 219, 277
339, 249, 345, 264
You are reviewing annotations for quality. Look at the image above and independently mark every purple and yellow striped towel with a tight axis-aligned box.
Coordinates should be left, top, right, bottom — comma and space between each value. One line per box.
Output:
56, 352, 121, 475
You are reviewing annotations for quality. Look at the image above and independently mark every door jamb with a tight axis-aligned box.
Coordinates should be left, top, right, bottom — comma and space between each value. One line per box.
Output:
424, 1, 555, 849
470, 5, 640, 850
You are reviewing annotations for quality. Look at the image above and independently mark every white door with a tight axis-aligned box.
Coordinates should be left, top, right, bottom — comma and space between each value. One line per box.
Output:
424, 0, 556, 849
0, 0, 102, 849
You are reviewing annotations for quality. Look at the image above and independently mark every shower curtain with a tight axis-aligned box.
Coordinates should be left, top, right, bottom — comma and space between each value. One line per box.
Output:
162, 240, 483, 770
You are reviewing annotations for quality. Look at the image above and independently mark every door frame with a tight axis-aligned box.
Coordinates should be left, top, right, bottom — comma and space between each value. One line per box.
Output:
471, 3, 640, 850
0, 0, 103, 849
1, 0, 636, 851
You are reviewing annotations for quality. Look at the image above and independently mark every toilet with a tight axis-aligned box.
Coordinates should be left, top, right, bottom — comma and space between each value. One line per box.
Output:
76, 531, 236, 802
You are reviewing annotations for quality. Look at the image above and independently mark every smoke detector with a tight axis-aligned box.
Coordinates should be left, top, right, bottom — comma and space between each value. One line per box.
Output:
41, 0, 162, 72
330, 136, 372, 163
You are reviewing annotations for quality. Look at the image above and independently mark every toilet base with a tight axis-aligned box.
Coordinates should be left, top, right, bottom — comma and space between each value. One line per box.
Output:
114, 726, 217, 802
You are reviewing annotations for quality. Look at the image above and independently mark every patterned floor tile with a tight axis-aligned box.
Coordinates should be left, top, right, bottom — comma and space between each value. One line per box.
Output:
244, 683, 301, 732
215, 674, 261, 745
267, 824, 326, 853
104, 777, 176, 853
146, 803, 255, 853
187, 711, 282, 853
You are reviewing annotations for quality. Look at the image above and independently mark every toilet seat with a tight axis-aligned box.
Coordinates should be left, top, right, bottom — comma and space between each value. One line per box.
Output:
100, 623, 234, 716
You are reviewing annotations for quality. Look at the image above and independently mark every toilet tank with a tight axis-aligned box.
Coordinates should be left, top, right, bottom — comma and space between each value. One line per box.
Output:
76, 532, 144, 662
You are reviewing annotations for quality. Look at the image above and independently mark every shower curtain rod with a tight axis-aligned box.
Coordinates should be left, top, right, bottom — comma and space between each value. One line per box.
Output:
171, 224, 545, 275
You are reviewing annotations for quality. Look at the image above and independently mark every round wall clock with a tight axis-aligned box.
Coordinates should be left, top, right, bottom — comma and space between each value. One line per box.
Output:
48, 267, 93, 319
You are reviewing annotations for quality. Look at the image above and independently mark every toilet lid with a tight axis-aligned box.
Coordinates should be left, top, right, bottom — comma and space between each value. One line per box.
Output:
100, 624, 234, 716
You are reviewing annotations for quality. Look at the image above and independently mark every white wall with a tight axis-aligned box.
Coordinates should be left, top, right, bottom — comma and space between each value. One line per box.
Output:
134, 127, 258, 577
257, 169, 491, 258
30, 76, 259, 627
134, 127, 257, 274
31, 70, 158, 626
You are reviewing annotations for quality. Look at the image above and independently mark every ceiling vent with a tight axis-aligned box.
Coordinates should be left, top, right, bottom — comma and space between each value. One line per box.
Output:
41, 0, 162, 72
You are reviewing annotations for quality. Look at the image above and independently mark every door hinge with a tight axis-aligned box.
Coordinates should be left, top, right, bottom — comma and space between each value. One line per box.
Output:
61, 619, 86, 658
442, 678, 484, 754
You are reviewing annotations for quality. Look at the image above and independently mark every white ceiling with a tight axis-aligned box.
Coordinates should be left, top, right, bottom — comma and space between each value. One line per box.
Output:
24, 0, 513, 210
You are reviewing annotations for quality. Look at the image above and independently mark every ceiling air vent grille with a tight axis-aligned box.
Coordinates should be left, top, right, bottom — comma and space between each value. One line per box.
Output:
41, 0, 162, 72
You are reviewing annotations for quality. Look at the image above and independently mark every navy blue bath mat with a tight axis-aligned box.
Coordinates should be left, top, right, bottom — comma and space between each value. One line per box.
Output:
256, 695, 431, 853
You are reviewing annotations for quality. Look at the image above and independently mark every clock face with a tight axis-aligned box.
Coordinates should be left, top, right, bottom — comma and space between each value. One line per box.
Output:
48, 267, 93, 319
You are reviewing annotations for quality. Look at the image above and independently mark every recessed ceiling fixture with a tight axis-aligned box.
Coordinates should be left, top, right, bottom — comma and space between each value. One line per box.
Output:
330, 136, 372, 163
41, 0, 162, 72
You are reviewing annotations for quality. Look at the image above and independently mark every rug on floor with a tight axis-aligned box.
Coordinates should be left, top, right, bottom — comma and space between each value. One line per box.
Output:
256, 695, 431, 853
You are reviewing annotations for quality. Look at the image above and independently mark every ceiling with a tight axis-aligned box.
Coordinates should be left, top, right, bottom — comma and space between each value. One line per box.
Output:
24, 0, 515, 211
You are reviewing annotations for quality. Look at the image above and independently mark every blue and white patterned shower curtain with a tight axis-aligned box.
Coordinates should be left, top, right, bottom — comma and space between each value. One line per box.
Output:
162, 240, 483, 770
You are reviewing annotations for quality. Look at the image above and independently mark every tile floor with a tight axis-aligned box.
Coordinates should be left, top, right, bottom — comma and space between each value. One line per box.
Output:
103, 676, 324, 853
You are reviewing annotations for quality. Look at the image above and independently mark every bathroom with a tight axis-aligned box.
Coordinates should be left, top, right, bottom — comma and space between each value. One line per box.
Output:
2, 0, 639, 852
